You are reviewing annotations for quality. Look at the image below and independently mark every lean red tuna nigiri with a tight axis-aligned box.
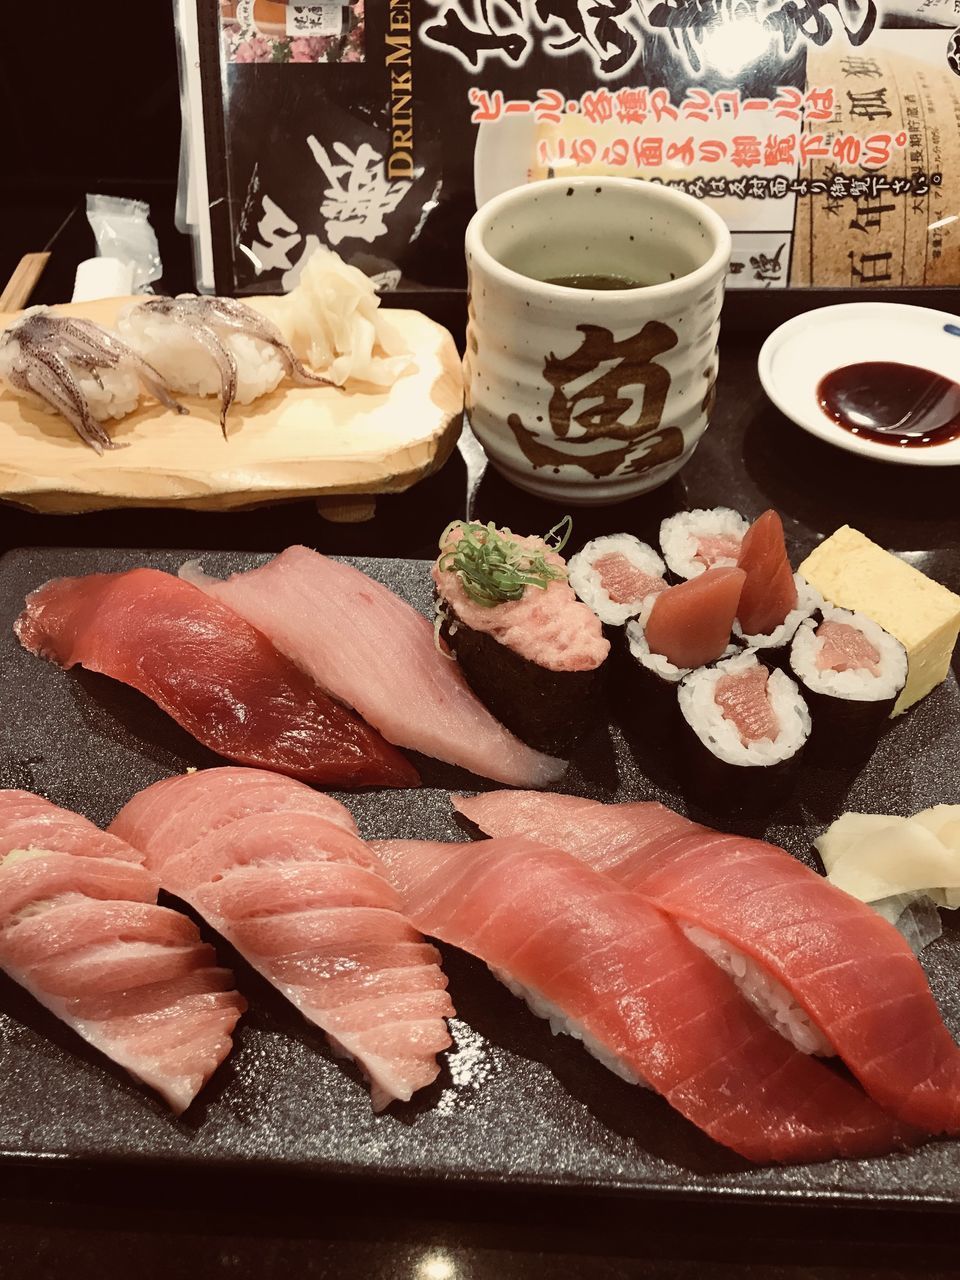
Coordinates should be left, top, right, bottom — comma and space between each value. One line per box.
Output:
453, 791, 960, 1135
14, 568, 417, 789
372, 834, 910, 1164
180, 546, 564, 787
0, 790, 244, 1113
644, 567, 745, 670
736, 510, 798, 637
110, 768, 453, 1109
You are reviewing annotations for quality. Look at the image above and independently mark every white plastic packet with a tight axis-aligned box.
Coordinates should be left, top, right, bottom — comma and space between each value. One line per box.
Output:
85, 195, 162, 294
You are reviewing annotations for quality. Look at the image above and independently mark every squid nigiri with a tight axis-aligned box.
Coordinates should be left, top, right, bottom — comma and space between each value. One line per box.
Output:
0, 307, 185, 452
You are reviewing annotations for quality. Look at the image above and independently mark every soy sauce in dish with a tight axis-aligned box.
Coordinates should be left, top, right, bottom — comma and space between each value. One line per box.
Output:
817, 361, 960, 448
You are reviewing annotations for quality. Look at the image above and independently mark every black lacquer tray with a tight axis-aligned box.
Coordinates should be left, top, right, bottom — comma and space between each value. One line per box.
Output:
0, 546, 958, 1210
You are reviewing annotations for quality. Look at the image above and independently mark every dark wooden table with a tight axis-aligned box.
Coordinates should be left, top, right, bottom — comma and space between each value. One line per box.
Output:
2, 219, 960, 1277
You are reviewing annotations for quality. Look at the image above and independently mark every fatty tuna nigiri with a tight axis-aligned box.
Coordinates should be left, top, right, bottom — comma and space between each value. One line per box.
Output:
111, 768, 453, 1109
373, 835, 911, 1164
0, 790, 244, 1113
454, 791, 960, 1135
14, 568, 418, 789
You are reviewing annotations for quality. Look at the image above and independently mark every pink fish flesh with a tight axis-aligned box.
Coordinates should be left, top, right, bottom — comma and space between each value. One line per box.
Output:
594, 553, 667, 605
110, 768, 453, 1109
181, 547, 565, 787
714, 663, 779, 743
434, 528, 609, 672
644, 567, 745, 670
373, 833, 911, 1164
695, 533, 743, 568
0, 790, 244, 1113
453, 791, 960, 1135
816, 620, 881, 676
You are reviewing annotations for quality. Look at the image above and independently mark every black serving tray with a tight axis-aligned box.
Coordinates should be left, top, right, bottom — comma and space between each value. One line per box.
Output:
0, 546, 959, 1209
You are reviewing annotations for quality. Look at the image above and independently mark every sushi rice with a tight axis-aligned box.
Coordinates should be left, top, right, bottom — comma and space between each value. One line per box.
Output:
660, 508, 749, 580
734, 575, 823, 650
493, 968, 648, 1086
0, 307, 143, 424
791, 606, 907, 701
679, 651, 811, 767
680, 925, 832, 1056
568, 534, 667, 627
118, 304, 288, 404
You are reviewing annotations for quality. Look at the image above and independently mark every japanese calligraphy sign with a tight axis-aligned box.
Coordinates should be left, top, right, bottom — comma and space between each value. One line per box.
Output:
196, 0, 959, 294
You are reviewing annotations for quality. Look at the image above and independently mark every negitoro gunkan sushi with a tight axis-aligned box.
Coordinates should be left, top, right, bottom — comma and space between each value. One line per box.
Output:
433, 518, 609, 756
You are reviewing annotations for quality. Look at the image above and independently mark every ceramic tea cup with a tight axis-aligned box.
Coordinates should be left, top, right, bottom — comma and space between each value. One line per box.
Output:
463, 177, 731, 505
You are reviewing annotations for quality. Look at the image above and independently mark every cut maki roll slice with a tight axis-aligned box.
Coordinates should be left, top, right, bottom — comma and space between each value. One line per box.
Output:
678, 651, 811, 811
644, 567, 745, 670
659, 508, 749, 580
790, 607, 907, 765
568, 535, 667, 628
624, 569, 743, 730
433, 519, 609, 757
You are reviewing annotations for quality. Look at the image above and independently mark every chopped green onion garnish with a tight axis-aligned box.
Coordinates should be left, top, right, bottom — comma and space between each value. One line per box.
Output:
437, 517, 572, 607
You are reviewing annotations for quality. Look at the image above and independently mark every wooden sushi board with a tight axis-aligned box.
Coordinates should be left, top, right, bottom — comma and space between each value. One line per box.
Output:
0, 298, 464, 516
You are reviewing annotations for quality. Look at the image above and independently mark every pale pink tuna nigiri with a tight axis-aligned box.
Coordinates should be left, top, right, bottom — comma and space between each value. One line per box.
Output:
0, 790, 244, 1113
453, 791, 960, 1136
110, 768, 453, 1110
180, 547, 565, 787
736, 510, 798, 637
372, 834, 911, 1164
644, 567, 745, 669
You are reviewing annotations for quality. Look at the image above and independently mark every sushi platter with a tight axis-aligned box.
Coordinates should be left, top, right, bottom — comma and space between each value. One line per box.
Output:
2, 543, 960, 1208
0, 297, 463, 516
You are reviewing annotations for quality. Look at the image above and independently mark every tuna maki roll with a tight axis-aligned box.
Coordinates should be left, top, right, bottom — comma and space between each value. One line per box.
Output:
659, 508, 749, 580
433, 518, 609, 757
789, 607, 907, 765
568, 535, 668, 629
678, 651, 811, 812
624, 568, 743, 729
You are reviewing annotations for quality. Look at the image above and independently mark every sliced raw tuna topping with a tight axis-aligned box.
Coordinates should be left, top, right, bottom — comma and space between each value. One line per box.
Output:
736, 511, 798, 637
182, 547, 565, 787
454, 790, 960, 1136
644, 567, 745, 669
375, 833, 911, 1164
0, 789, 244, 1113
110, 768, 454, 1110
14, 569, 418, 789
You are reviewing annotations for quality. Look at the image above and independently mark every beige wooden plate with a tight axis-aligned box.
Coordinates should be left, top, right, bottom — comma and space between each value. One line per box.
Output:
0, 298, 464, 517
